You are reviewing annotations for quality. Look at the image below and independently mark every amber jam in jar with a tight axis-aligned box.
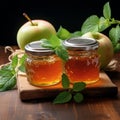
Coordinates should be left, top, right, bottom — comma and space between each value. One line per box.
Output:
25, 41, 63, 86
63, 37, 100, 84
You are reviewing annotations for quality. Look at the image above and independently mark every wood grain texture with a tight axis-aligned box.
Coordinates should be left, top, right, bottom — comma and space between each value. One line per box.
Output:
17, 71, 118, 100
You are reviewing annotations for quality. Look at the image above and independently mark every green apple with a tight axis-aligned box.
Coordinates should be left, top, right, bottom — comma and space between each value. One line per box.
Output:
17, 19, 56, 49
81, 32, 114, 69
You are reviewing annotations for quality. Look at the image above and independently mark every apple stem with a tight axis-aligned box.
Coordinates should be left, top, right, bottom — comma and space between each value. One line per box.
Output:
23, 13, 35, 25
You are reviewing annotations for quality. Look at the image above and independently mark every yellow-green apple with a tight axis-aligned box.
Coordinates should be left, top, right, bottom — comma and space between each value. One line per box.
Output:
81, 32, 114, 69
17, 19, 56, 50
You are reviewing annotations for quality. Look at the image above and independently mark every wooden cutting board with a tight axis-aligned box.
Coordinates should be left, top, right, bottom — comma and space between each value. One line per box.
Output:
17, 71, 118, 100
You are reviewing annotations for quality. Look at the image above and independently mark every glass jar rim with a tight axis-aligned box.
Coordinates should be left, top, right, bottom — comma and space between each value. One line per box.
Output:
63, 37, 99, 50
25, 41, 54, 56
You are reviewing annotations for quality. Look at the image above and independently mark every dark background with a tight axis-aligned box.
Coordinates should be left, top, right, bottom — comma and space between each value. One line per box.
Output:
1, 0, 119, 45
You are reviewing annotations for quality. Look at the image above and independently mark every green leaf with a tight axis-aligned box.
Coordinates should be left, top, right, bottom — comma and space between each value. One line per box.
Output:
71, 31, 82, 37
53, 91, 72, 104
40, 39, 54, 49
0, 73, 16, 91
73, 93, 84, 103
11, 55, 18, 70
109, 25, 120, 53
49, 35, 61, 48
81, 15, 99, 34
0, 68, 15, 89
18, 54, 27, 73
73, 82, 86, 92
0, 55, 18, 91
62, 74, 70, 88
57, 26, 71, 40
103, 2, 111, 19
0, 76, 10, 88
109, 25, 120, 45
0, 65, 10, 75
18, 65, 26, 73
19, 54, 27, 65
98, 17, 110, 32
41, 35, 69, 61
41, 35, 62, 49
1, 76, 16, 91
0, 69, 13, 77
0, 64, 10, 72
55, 46, 69, 61
114, 43, 120, 53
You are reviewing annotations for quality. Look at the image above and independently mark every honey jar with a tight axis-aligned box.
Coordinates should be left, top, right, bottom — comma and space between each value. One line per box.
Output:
63, 37, 100, 84
25, 41, 63, 86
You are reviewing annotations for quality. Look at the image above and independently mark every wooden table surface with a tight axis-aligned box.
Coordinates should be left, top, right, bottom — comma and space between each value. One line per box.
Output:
0, 46, 120, 120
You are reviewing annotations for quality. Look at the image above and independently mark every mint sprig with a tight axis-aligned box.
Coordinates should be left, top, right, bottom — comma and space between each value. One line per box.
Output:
0, 68, 16, 91
81, 2, 120, 52
41, 35, 69, 61
56, 26, 71, 40
53, 74, 86, 104
0, 54, 27, 91
0, 55, 18, 91
81, 2, 116, 33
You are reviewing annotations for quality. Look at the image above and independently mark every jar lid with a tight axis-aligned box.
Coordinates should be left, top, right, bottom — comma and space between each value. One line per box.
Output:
63, 37, 99, 50
25, 41, 54, 56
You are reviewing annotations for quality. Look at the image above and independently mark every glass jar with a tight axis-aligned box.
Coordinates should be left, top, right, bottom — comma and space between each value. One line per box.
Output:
63, 37, 100, 84
25, 41, 63, 86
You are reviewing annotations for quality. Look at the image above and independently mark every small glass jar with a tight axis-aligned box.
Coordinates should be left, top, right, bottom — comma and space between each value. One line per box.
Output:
25, 41, 63, 86
63, 37, 100, 84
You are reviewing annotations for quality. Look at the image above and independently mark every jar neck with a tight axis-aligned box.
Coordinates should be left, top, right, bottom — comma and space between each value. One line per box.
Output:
67, 49, 98, 56
26, 53, 58, 60
28, 54, 61, 61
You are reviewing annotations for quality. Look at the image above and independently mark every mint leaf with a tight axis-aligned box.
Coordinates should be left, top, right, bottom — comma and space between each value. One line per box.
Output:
81, 15, 99, 34
109, 25, 120, 45
55, 46, 69, 61
62, 73, 70, 88
114, 44, 120, 53
98, 17, 110, 32
0, 66, 11, 76
109, 25, 120, 52
18, 65, 26, 73
0, 71, 16, 91
0, 75, 16, 91
41, 35, 61, 49
0, 69, 13, 87
19, 54, 27, 65
40, 39, 54, 49
73, 93, 84, 103
18, 54, 27, 73
0, 54, 27, 92
57, 26, 71, 40
49, 35, 61, 48
11, 55, 18, 70
73, 82, 86, 92
0, 63, 17, 91
71, 31, 82, 37
53, 74, 86, 104
53, 91, 72, 104
41, 35, 69, 61
103, 2, 111, 19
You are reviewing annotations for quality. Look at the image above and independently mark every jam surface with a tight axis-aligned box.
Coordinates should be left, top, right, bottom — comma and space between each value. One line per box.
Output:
25, 56, 63, 86
65, 53, 100, 84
